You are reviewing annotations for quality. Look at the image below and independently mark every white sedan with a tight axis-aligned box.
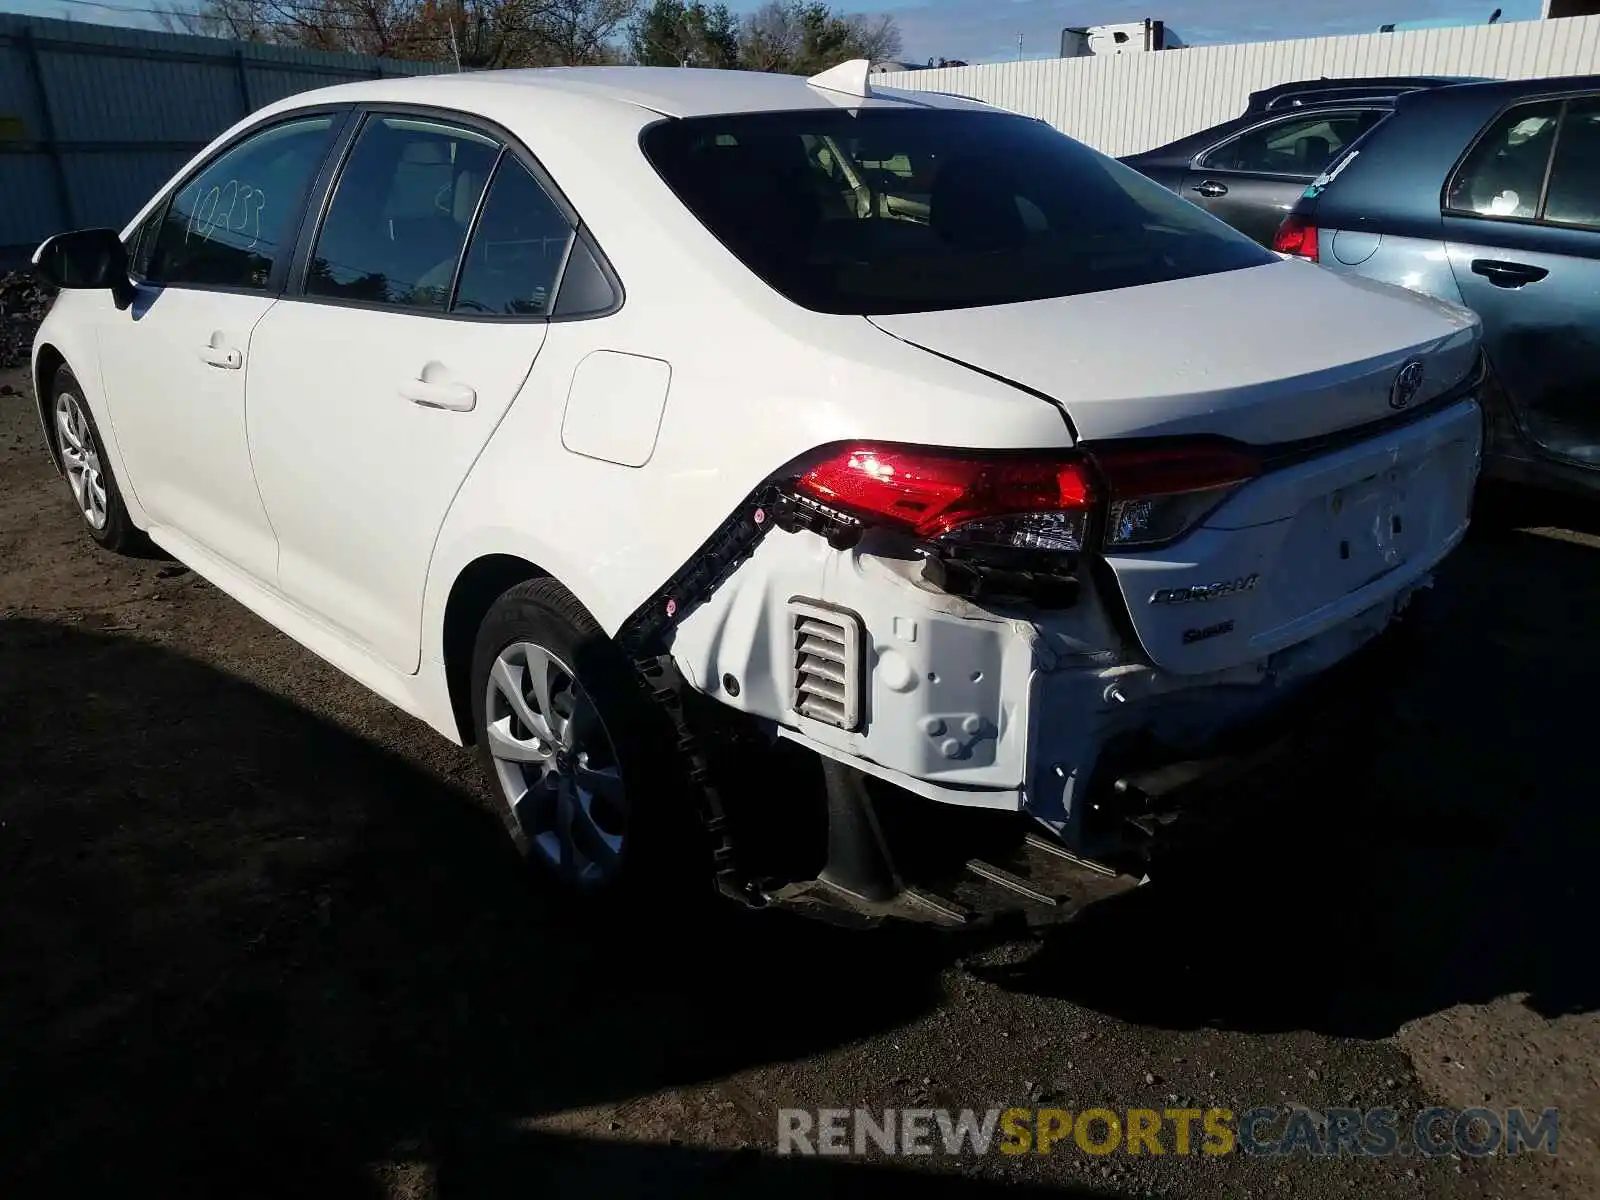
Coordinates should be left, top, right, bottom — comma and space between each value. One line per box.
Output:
30, 61, 1484, 920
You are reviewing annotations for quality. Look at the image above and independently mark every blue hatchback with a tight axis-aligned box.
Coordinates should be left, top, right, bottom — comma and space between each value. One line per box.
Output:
1276, 75, 1600, 497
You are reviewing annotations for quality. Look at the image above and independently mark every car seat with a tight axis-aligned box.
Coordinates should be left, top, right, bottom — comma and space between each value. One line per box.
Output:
413, 167, 489, 303
1294, 134, 1336, 174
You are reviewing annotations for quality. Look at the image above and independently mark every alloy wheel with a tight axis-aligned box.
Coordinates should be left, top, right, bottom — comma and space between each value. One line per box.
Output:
484, 641, 629, 886
55, 391, 108, 531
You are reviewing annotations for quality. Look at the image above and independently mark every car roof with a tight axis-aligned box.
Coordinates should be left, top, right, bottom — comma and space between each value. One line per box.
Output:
1119, 76, 1493, 166
1393, 72, 1600, 107
267, 65, 997, 122
1245, 75, 1487, 112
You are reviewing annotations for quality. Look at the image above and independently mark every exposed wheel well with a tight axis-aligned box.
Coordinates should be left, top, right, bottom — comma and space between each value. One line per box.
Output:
33, 343, 66, 468
443, 554, 548, 744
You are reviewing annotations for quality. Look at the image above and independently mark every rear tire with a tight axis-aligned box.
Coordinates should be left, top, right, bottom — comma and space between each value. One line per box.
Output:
469, 578, 704, 903
49, 364, 146, 555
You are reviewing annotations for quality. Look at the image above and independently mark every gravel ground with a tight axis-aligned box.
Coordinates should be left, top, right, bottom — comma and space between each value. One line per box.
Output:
1, 365, 1594, 1198
0, 272, 53, 369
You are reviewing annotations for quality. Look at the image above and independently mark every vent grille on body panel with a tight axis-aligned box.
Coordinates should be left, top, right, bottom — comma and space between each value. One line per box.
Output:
788, 599, 863, 732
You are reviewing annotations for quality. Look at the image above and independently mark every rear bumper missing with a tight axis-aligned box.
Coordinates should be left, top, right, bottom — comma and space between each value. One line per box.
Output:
1025, 577, 1431, 854
1068, 600, 1423, 857
761, 603, 1424, 930
669, 496, 1440, 829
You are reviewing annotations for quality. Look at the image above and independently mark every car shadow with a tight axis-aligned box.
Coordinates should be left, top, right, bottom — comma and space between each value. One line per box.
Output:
974, 491, 1600, 1038
431, 1131, 1108, 1198
0, 617, 1064, 1197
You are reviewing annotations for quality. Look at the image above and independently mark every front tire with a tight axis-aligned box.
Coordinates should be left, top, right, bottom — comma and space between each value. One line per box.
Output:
49, 365, 144, 555
469, 578, 700, 900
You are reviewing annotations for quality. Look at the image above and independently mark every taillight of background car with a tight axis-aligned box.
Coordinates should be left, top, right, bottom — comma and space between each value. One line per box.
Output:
1272, 213, 1320, 262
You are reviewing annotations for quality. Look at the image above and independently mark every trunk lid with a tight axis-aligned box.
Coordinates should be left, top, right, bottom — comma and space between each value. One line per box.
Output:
867, 258, 1480, 445
868, 258, 1485, 675
1099, 399, 1482, 674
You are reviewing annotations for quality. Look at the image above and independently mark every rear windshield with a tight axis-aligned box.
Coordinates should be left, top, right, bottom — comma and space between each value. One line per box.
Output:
640, 108, 1274, 315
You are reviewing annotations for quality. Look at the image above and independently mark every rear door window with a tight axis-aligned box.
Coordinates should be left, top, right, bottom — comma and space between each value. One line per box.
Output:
641, 109, 1273, 316
1445, 100, 1564, 220
305, 115, 500, 312
1540, 95, 1600, 229
1198, 110, 1385, 176
451, 157, 573, 316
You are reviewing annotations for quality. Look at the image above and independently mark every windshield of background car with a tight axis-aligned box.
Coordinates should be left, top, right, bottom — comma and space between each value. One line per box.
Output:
640, 109, 1276, 315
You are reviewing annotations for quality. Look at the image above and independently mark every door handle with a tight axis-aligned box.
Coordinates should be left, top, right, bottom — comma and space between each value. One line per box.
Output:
1192, 180, 1229, 198
198, 345, 243, 370
399, 377, 477, 412
1471, 259, 1549, 288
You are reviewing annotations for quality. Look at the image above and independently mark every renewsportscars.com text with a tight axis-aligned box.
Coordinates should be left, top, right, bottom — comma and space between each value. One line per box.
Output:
776, 1105, 1560, 1159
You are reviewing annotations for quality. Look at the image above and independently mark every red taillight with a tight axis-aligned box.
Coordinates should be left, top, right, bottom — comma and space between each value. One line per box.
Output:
1090, 443, 1261, 550
791, 440, 1261, 557
1272, 213, 1319, 262
794, 445, 1094, 549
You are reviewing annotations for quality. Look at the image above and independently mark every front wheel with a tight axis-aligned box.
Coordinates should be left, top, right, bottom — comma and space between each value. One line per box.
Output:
469, 578, 700, 900
49, 365, 145, 555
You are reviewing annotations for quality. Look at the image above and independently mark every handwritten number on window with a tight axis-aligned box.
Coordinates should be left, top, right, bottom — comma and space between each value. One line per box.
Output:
185, 178, 267, 251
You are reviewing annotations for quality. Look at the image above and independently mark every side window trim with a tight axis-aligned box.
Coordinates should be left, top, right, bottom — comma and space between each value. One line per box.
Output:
1534, 100, 1570, 224
1440, 91, 1598, 227
138, 106, 353, 298
125, 208, 162, 282
531, 214, 581, 318
281, 107, 366, 299
444, 145, 507, 312
285, 107, 365, 298
1193, 107, 1379, 176
285, 100, 622, 323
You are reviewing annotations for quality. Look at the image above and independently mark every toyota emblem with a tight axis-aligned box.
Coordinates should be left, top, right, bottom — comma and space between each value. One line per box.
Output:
1390, 359, 1426, 410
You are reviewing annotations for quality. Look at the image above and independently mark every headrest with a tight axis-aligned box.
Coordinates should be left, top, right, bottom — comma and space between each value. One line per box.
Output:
453, 171, 483, 225
400, 140, 451, 166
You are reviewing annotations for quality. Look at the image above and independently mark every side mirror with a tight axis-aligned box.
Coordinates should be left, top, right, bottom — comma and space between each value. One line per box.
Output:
32, 228, 134, 310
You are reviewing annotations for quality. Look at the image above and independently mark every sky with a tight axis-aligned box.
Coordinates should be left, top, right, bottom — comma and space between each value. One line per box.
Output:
4, 0, 1546, 65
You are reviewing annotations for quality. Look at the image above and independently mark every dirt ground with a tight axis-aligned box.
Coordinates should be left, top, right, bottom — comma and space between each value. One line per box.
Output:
2, 364, 1595, 1198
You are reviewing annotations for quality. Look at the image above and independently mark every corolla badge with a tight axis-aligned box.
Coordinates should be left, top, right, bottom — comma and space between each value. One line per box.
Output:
1390, 359, 1426, 410
1150, 574, 1259, 606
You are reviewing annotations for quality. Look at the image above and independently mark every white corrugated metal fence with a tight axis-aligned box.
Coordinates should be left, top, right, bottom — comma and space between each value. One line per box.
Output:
878, 15, 1600, 156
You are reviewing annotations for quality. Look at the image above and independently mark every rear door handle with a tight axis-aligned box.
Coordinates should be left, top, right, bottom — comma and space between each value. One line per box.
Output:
1192, 180, 1229, 198
399, 377, 477, 412
1471, 259, 1549, 288
199, 345, 242, 370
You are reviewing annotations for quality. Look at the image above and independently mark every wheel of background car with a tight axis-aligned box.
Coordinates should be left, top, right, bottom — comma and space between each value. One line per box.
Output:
49, 365, 146, 555
469, 577, 702, 902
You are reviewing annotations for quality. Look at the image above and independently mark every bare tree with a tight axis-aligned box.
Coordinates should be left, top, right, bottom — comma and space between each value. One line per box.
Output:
161, 0, 641, 65
257, 0, 435, 59
839, 11, 899, 63
156, 0, 285, 43
737, 1, 903, 75
163, 0, 892, 71
735, 1, 798, 72
529, 0, 640, 64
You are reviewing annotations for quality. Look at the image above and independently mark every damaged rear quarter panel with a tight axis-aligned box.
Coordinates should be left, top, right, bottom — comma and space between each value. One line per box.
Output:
667, 525, 1126, 806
